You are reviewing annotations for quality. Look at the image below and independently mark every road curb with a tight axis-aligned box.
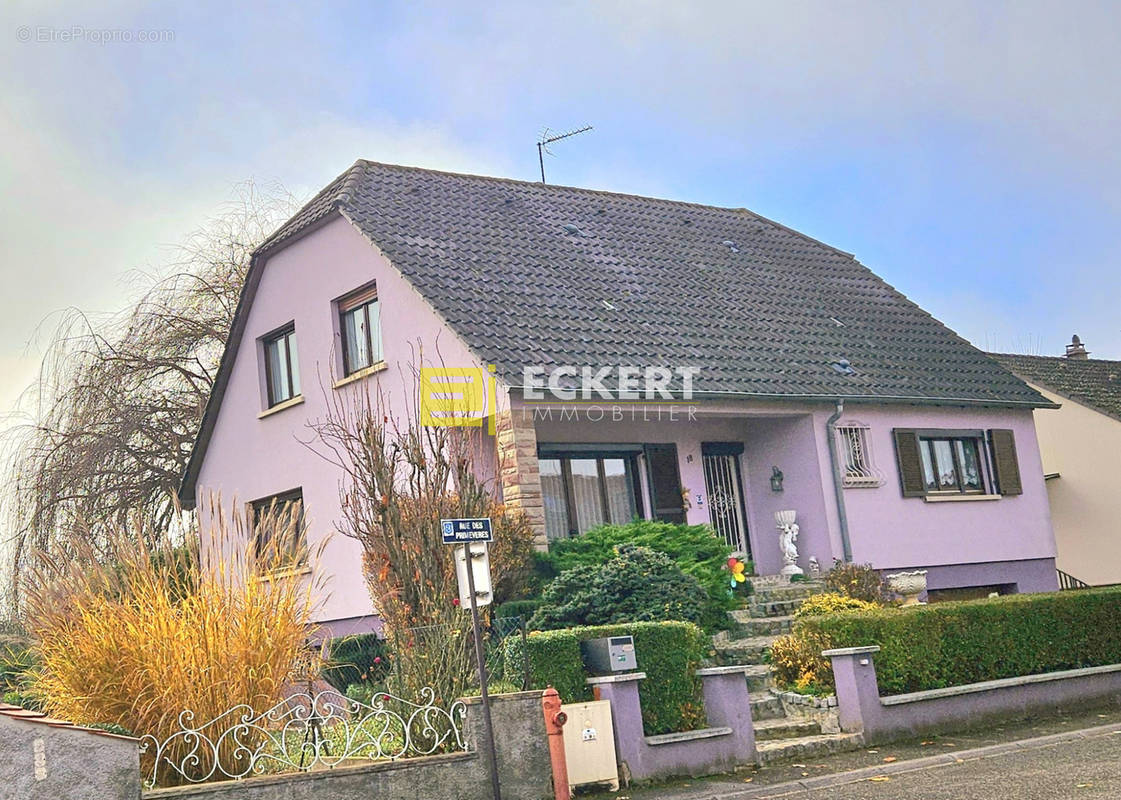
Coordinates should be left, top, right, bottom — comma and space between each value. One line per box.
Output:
654, 721, 1121, 800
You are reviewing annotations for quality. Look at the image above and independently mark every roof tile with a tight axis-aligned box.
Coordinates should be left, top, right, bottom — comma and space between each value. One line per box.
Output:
266, 160, 1045, 404
990, 353, 1121, 421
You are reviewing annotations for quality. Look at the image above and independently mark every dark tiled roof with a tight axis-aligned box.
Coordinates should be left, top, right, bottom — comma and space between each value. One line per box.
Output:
271, 161, 1045, 403
990, 353, 1121, 421
179, 160, 1050, 505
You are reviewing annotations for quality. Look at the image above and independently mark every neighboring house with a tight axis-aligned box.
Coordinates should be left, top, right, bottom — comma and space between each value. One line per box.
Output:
180, 160, 1060, 635
991, 338, 1121, 586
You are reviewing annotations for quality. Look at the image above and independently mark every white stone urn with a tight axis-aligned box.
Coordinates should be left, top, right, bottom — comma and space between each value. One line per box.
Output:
886, 570, 928, 606
774, 510, 803, 577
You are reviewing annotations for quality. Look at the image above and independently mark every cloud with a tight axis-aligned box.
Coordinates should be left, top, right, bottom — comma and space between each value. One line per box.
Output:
1, 0, 1119, 425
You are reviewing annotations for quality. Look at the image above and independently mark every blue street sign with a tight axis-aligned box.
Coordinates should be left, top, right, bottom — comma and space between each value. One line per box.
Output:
441, 517, 493, 544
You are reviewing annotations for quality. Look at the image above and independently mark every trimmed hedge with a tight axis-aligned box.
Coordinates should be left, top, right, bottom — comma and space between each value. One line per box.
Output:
799, 587, 1121, 696
504, 620, 709, 735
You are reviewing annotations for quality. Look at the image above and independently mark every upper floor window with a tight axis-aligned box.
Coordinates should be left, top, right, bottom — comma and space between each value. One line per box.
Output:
264, 325, 300, 407
340, 287, 382, 376
251, 488, 305, 565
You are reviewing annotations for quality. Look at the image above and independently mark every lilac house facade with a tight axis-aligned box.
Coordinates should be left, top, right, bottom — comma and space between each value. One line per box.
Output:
180, 161, 1059, 633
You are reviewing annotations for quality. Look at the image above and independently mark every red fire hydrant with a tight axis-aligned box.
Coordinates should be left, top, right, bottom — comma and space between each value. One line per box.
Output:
542, 686, 571, 800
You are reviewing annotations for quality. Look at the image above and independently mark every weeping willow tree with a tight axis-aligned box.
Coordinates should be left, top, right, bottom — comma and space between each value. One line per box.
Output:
0, 182, 298, 612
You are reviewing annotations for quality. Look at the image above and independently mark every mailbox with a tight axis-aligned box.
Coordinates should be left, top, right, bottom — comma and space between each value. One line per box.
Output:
581, 635, 637, 675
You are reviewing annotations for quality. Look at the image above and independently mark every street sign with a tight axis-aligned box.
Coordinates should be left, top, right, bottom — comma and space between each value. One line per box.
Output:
441, 516, 501, 800
441, 517, 493, 544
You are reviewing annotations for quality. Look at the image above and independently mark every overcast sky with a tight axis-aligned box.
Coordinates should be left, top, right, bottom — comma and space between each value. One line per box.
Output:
2, 0, 1120, 420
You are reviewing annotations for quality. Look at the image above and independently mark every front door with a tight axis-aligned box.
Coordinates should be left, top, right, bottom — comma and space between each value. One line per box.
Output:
701, 443, 751, 557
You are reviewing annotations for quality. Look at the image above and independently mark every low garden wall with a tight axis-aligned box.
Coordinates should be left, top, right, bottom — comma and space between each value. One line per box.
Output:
143, 690, 551, 800
771, 586, 1121, 743
798, 587, 1121, 695
588, 665, 756, 781
826, 646, 1121, 743
0, 704, 140, 800
1, 691, 551, 800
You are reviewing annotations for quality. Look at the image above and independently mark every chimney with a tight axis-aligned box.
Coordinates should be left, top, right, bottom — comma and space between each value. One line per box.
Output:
1065, 334, 1090, 360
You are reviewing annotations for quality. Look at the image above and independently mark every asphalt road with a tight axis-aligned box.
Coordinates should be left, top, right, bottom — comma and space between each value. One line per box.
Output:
743, 729, 1121, 799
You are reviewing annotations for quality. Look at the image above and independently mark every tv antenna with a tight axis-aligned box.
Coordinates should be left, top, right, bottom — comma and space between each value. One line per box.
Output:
536, 125, 593, 184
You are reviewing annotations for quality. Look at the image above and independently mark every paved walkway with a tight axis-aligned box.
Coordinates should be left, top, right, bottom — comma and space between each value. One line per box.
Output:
602, 705, 1121, 800
745, 729, 1121, 799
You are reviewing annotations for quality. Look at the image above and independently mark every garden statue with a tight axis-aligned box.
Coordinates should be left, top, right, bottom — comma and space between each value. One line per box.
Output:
774, 510, 804, 577
808, 556, 821, 579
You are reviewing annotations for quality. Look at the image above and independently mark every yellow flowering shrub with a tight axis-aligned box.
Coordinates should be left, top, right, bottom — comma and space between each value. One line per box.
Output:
795, 592, 880, 619
768, 629, 834, 694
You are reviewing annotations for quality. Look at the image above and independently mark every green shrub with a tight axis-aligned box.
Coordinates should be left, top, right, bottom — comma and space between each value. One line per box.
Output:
528, 546, 711, 631
535, 521, 737, 628
493, 599, 542, 622
823, 561, 893, 603
504, 620, 709, 735
321, 634, 391, 693
798, 587, 1121, 696
0, 634, 39, 710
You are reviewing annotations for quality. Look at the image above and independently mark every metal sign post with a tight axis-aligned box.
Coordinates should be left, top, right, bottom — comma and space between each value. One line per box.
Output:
443, 519, 501, 800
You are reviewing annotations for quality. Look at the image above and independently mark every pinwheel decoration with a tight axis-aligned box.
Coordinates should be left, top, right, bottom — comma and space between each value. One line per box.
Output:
728, 556, 747, 588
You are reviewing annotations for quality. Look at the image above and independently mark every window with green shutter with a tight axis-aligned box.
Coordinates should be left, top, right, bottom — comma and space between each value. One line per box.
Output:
893, 427, 1016, 498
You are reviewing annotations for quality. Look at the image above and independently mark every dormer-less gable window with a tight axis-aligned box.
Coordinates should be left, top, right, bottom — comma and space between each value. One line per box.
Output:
264, 325, 300, 407
340, 286, 382, 376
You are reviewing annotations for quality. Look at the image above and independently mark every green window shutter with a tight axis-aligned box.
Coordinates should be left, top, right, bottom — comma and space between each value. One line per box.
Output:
988, 429, 1023, 496
892, 429, 926, 497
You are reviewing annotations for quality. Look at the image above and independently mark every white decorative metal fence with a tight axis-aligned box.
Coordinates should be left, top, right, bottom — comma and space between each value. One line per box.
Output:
139, 688, 467, 788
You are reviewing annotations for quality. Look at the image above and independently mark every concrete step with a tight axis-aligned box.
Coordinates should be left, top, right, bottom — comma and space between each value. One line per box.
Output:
752, 718, 822, 741
730, 612, 794, 637
755, 732, 866, 764
713, 634, 777, 665
749, 597, 806, 618
742, 664, 773, 693
748, 691, 785, 721
751, 583, 825, 602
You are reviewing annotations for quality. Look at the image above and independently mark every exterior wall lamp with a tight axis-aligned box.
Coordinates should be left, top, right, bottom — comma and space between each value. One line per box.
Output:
770, 466, 784, 493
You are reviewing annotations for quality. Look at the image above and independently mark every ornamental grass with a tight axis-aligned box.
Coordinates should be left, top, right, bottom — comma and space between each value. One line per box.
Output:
22, 501, 322, 785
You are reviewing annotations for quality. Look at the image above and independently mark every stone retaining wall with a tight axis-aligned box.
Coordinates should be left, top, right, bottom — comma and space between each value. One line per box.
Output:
144, 691, 551, 800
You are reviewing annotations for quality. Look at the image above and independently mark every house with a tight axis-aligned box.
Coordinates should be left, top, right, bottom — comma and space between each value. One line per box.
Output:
991, 338, 1121, 586
180, 160, 1060, 634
